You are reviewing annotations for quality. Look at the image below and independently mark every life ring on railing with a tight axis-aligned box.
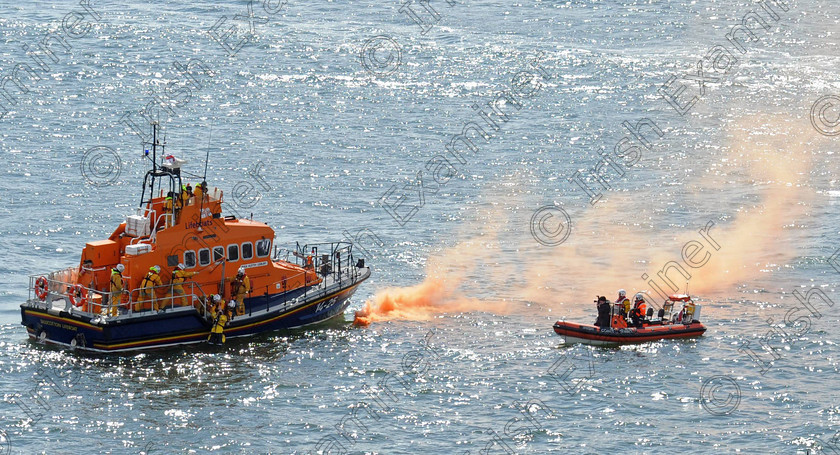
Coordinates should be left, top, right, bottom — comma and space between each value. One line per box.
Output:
69, 284, 88, 309
34, 276, 48, 300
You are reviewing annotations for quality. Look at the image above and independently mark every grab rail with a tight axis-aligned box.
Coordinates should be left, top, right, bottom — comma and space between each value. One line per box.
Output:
26, 274, 214, 321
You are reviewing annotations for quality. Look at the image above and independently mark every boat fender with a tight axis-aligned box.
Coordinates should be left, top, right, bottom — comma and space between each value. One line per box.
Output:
34, 276, 49, 300
70, 333, 86, 349
69, 285, 88, 309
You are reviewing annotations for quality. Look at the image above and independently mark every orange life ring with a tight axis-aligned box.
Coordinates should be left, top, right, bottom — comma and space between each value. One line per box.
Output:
69, 284, 88, 309
34, 276, 48, 300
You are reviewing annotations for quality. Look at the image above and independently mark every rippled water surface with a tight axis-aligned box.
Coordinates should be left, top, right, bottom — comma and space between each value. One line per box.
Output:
0, 0, 839, 453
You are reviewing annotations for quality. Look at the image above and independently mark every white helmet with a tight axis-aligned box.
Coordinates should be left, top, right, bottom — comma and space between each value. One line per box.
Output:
116, 264, 125, 273
228, 300, 236, 309
151, 265, 161, 273
177, 263, 186, 270
634, 293, 644, 302
618, 289, 626, 298
213, 294, 221, 303
237, 266, 245, 276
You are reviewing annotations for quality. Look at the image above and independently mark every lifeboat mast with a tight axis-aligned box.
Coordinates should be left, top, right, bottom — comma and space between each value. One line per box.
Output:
139, 122, 183, 211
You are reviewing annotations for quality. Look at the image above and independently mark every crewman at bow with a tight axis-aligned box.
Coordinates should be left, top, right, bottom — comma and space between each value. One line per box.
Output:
306, 248, 315, 269
594, 296, 611, 330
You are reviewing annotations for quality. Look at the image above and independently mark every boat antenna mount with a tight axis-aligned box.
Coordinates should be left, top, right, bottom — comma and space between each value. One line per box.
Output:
196, 130, 211, 232
139, 122, 180, 209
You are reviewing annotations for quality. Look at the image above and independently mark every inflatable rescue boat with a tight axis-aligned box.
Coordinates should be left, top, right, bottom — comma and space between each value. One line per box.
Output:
553, 294, 706, 346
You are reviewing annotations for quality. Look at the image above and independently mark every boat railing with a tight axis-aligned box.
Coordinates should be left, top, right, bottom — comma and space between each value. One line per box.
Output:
283, 242, 360, 275
253, 243, 366, 316
26, 239, 365, 320
123, 281, 213, 319
27, 273, 214, 321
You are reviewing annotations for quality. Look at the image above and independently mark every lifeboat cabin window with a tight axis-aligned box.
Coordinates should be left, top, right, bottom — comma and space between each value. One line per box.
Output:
213, 246, 224, 263
184, 250, 196, 268
242, 242, 254, 260
198, 248, 211, 266
256, 239, 271, 257
227, 244, 239, 262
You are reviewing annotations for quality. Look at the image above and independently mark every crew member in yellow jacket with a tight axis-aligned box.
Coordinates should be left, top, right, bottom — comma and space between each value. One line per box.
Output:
138, 265, 162, 312
171, 263, 199, 307
108, 264, 125, 317
227, 267, 251, 316
208, 301, 235, 345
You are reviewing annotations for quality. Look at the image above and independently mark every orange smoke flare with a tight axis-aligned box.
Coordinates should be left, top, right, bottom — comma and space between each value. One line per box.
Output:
355, 113, 824, 325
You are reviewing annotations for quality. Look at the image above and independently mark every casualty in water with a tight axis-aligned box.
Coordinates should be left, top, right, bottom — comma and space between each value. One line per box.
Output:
21, 123, 371, 353
553, 291, 706, 346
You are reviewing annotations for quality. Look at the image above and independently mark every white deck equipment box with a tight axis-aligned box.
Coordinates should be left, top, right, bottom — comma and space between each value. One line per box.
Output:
125, 215, 151, 237
125, 243, 152, 256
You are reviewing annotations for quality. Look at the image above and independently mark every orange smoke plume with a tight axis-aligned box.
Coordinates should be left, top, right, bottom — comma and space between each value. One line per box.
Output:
354, 212, 513, 326
521, 114, 819, 308
356, 113, 822, 325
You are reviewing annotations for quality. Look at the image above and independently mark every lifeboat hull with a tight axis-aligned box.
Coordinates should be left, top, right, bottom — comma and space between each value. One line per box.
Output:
21, 269, 370, 353
553, 320, 706, 346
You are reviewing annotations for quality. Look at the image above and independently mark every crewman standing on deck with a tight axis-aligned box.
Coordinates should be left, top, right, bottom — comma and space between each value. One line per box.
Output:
227, 267, 250, 316
194, 181, 208, 201
630, 293, 647, 328
171, 263, 199, 307
180, 184, 191, 206
306, 248, 315, 269
108, 264, 125, 316
615, 289, 630, 316
163, 196, 174, 228
594, 296, 611, 330
138, 265, 163, 312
